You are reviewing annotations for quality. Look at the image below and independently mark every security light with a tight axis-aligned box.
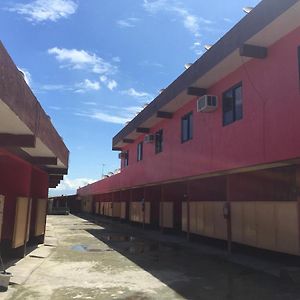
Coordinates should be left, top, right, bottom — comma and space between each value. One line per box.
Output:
184, 63, 192, 70
204, 44, 212, 50
243, 7, 253, 13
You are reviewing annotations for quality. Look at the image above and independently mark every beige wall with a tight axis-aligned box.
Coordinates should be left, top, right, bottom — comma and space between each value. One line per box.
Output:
231, 201, 300, 255
130, 202, 150, 224
160, 202, 174, 228
182, 201, 227, 240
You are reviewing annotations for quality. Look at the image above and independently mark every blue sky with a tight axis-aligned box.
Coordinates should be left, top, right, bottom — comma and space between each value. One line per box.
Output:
0, 0, 260, 196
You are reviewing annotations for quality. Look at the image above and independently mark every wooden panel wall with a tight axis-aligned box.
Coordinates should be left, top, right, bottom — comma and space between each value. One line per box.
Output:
186, 201, 227, 240
113, 202, 121, 218
159, 202, 174, 228
130, 202, 150, 224
95, 202, 99, 214
231, 201, 300, 255
99, 202, 113, 216
12, 197, 30, 248
81, 196, 93, 213
34, 198, 47, 237
120, 202, 126, 219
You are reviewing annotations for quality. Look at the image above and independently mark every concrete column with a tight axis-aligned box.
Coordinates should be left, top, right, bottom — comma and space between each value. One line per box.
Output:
226, 175, 232, 254
160, 185, 164, 232
186, 181, 190, 241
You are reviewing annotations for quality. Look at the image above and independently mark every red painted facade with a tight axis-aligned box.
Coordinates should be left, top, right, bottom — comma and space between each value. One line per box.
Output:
79, 25, 300, 196
0, 150, 48, 241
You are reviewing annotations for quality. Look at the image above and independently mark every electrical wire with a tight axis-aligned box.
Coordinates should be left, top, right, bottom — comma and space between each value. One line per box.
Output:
240, 55, 270, 160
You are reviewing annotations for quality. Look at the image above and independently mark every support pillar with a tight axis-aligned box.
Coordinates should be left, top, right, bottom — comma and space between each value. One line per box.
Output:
112, 192, 115, 218
186, 181, 190, 241
143, 188, 146, 230
160, 185, 164, 233
226, 176, 232, 254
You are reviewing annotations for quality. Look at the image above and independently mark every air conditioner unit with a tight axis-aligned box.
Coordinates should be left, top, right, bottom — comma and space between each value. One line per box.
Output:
197, 95, 218, 112
144, 134, 154, 143
118, 152, 128, 159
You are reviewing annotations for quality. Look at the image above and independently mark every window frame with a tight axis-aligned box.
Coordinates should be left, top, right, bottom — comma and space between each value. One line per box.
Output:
222, 82, 243, 126
155, 129, 163, 154
137, 142, 143, 161
181, 112, 193, 143
123, 150, 129, 167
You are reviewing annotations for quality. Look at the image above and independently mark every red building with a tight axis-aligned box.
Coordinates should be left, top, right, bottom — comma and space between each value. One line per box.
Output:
78, 0, 300, 256
0, 42, 69, 257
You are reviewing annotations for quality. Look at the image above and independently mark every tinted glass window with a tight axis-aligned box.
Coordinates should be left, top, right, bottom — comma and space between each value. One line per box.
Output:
137, 142, 143, 161
155, 130, 163, 154
181, 112, 193, 142
222, 84, 243, 126
124, 151, 129, 167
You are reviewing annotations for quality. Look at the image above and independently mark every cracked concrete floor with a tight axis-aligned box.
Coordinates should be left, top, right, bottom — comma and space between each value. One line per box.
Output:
2, 214, 300, 300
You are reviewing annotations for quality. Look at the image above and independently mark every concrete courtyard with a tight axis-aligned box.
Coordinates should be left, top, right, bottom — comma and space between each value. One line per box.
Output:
2, 214, 300, 299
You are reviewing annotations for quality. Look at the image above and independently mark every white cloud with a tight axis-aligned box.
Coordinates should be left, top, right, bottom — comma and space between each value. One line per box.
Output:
100, 76, 118, 91
74, 104, 144, 125
143, 0, 168, 13
223, 18, 233, 23
140, 60, 163, 68
48, 47, 117, 75
18, 67, 32, 86
83, 101, 97, 106
107, 80, 118, 91
75, 111, 130, 125
49, 176, 96, 196
48, 106, 62, 110
143, 1, 214, 55
9, 0, 78, 23
75, 79, 100, 93
121, 88, 152, 99
112, 56, 121, 63
117, 17, 140, 28
41, 84, 69, 91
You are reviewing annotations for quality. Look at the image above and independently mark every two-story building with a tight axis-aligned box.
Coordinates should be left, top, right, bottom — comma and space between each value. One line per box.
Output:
0, 42, 69, 257
78, 0, 300, 256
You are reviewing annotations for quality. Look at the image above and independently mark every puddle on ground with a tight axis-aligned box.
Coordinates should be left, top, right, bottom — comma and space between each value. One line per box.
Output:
123, 241, 180, 255
71, 244, 114, 253
98, 234, 135, 242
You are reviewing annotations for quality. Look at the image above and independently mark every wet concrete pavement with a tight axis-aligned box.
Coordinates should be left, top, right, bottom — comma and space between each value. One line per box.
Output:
3, 214, 300, 299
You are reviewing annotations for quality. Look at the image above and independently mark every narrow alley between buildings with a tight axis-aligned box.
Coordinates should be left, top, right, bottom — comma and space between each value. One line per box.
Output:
2, 214, 300, 300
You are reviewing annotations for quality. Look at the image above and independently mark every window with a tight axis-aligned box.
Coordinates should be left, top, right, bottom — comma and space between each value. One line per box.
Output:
137, 142, 143, 161
155, 129, 163, 154
124, 150, 129, 167
222, 83, 243, 126
181, 112, 193, 143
